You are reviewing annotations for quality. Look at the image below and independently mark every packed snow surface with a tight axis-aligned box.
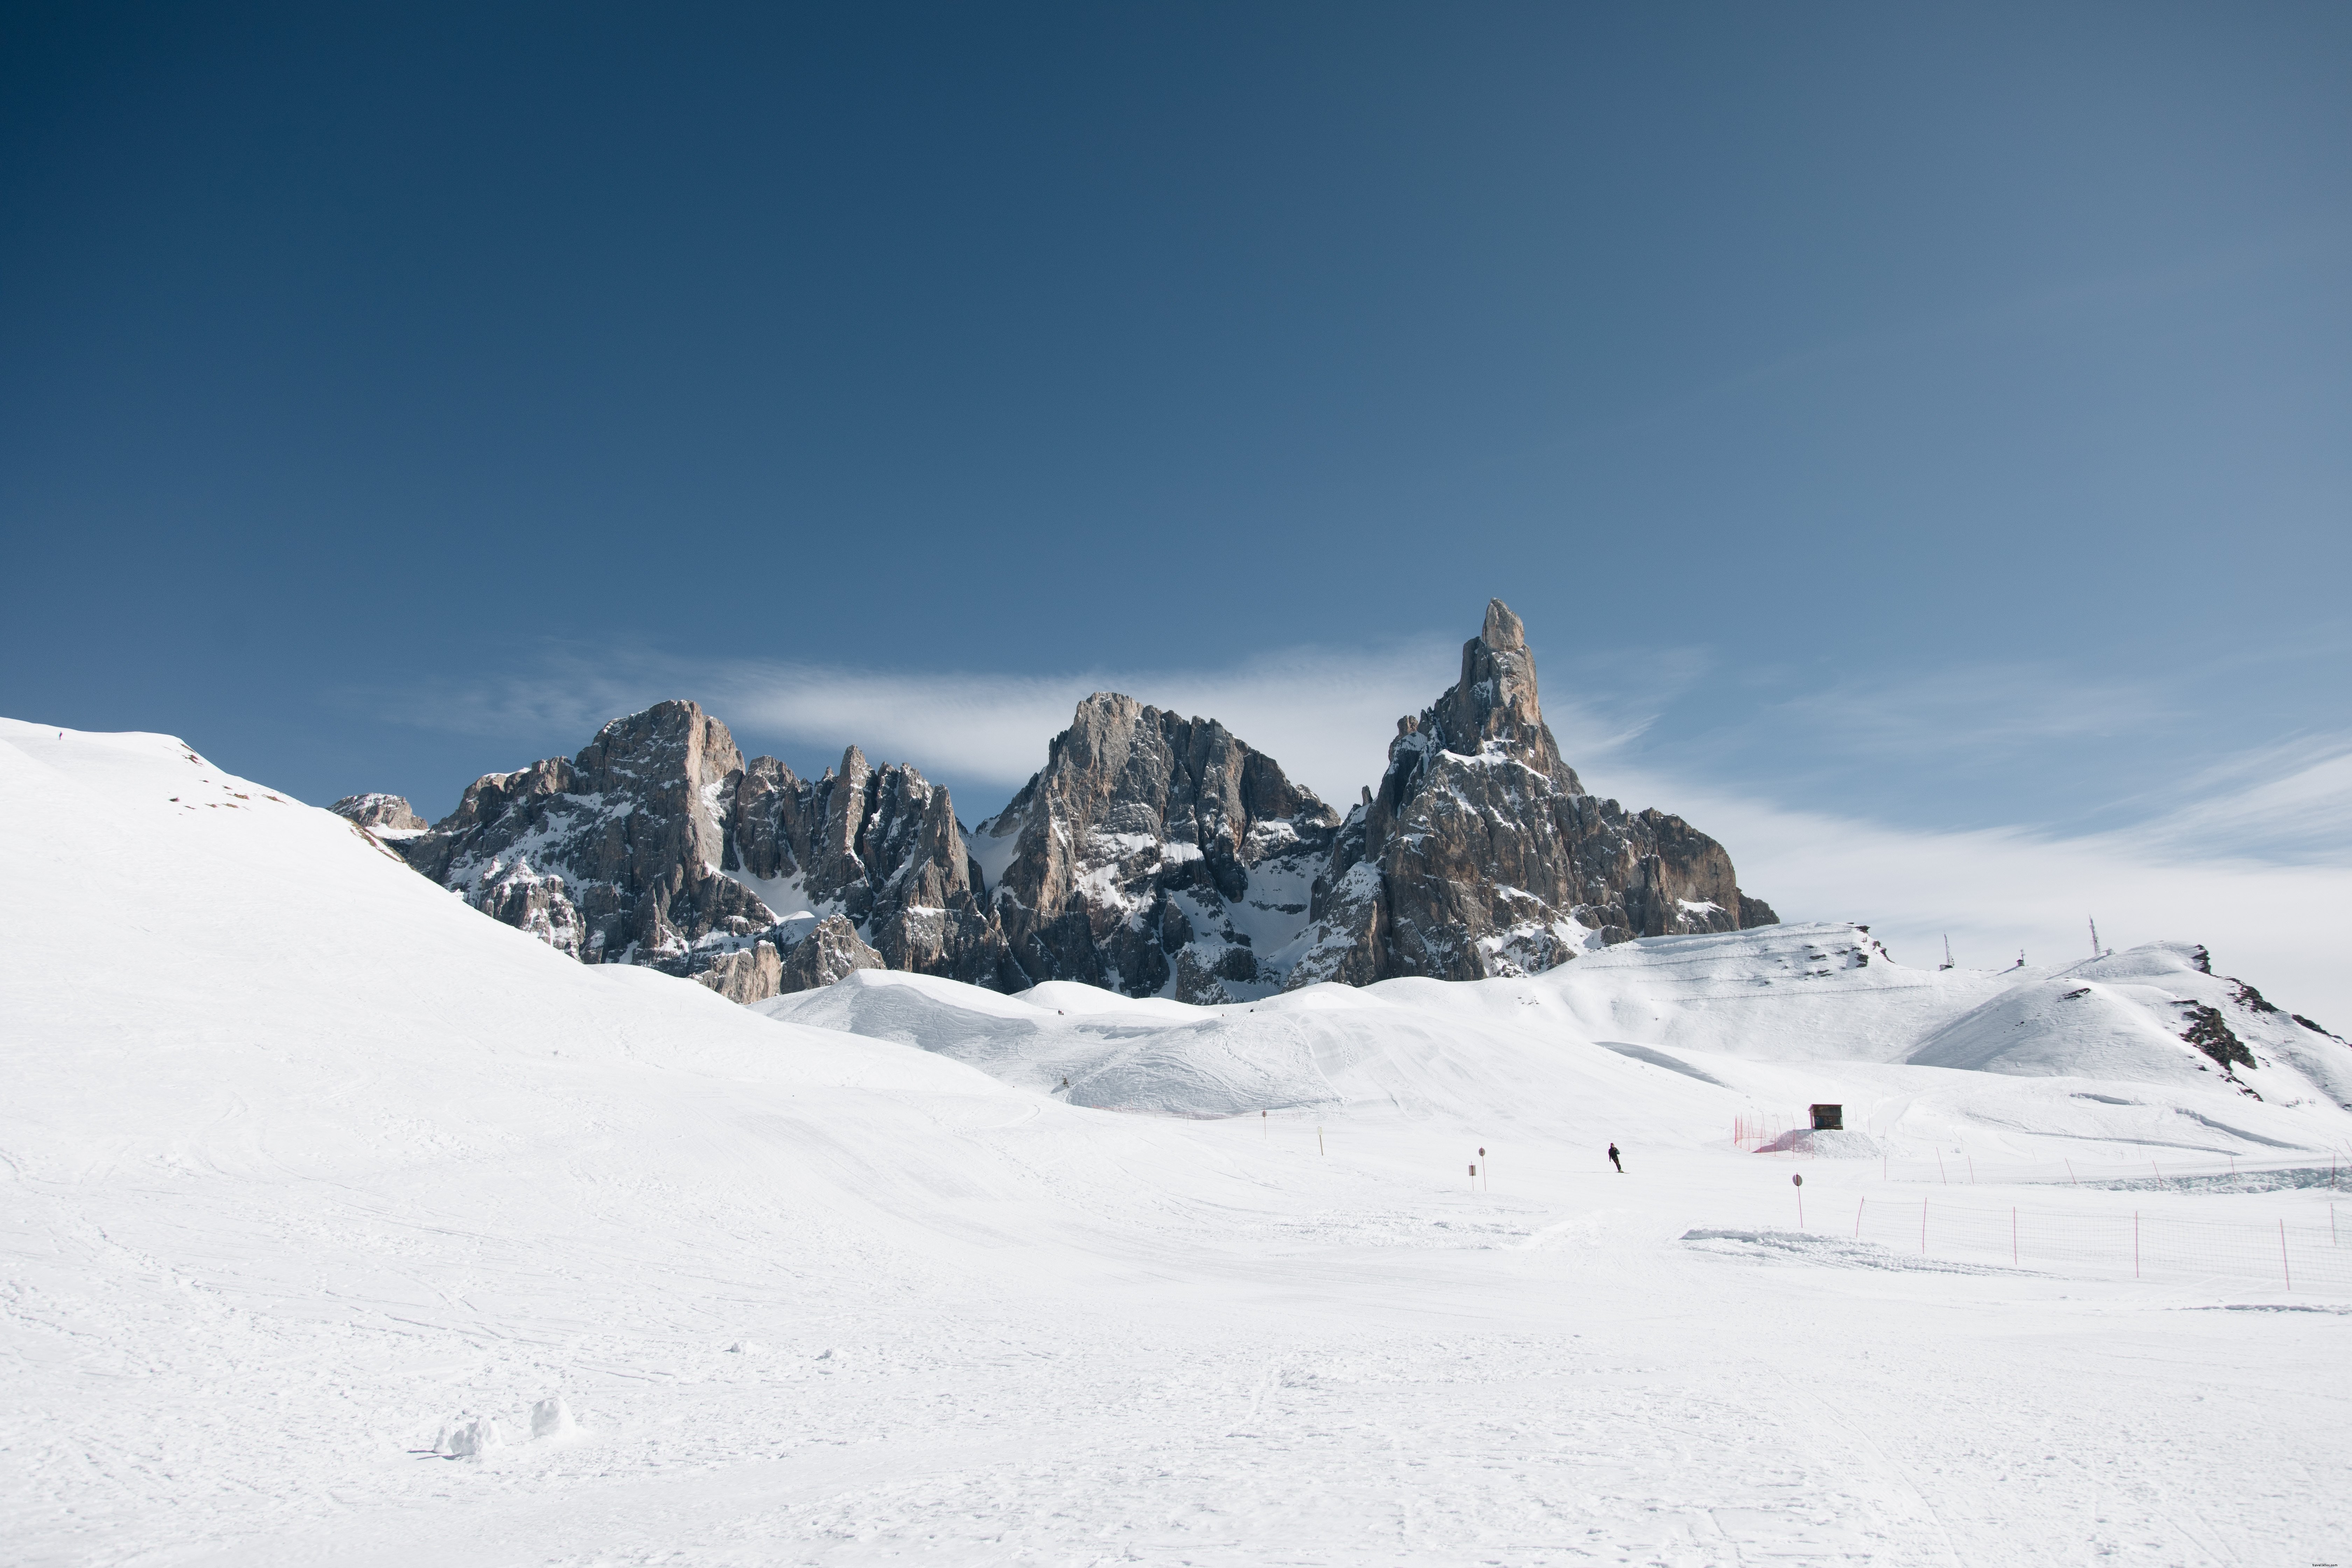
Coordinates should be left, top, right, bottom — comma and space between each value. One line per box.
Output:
6, 716, 2352, 1566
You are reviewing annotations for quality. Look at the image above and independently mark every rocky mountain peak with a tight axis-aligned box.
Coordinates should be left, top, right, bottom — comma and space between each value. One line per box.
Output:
385, 700, 1011, 1003
1401, 596, 1571, 789
354, 606, 1774, 1007
1284, 599, 1774, 988
976, 694, 1340, 1002
1480, 596, 1526, 651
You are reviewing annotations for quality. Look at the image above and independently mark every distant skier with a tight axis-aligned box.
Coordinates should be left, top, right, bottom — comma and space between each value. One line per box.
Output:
1607, 1143, 1623, 1174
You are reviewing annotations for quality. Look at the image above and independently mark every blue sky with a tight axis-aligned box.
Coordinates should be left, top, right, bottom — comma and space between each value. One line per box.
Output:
5, 5, 2348, 1009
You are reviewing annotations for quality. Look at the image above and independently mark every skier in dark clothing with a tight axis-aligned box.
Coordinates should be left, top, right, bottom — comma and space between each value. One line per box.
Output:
1607, 1143, 1623, 1173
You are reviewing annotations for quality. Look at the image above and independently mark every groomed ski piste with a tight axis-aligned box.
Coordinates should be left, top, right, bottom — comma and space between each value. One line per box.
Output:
6, 716, 2350, 1566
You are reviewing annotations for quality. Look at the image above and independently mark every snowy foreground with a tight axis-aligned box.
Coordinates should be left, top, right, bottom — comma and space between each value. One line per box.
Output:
5, 719, 2350, 1567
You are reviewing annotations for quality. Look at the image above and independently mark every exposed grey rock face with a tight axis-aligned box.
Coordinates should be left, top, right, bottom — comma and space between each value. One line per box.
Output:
775, 913, 886, 994
397, 702, 774, 979
696, 941, 783, 1004
329, 793, 425, 831
727, 748, 1020, 991
972, 693, 1341, 1003
394, 701, 1005, 1003
1284, 600, 1776, 988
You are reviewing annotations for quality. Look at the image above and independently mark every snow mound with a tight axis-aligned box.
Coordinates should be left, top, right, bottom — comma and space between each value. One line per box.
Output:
435, 1417, 504, 1459
1753, 1127, 1884, 1158
763, 966, 1730, 1133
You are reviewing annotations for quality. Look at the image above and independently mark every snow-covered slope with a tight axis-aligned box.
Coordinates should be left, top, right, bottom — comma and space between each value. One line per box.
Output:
9, 718, 2352, 1565
764, 921, 2352, 1157
1907, 941, 2352, 1100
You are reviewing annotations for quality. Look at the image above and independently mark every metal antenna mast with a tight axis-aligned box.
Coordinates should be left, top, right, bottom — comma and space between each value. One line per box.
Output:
2089, 916, 2100, 958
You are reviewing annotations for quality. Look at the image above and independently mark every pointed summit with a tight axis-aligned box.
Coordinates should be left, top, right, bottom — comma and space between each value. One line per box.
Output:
1480, 597, 1526, 650
1423, 595, 1561, 780
1280, 599, 1776, 988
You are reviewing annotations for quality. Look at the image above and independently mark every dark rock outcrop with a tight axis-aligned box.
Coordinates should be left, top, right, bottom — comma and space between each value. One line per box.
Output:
329, 793, 426, 831
392, 701, 1005, 1003
776, 913, 886, 994
727, 748, 1020, 991
1284, 599, 1776, 988
971, 694, 1341, 1003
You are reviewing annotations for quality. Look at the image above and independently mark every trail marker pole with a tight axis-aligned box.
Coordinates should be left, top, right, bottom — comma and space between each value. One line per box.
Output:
1469, 1163, 1477, 1189
1967, 1156, 1975, 1184
1793, 1172, 1804, 1231
1479, 1148, 1487, 1193
2281, 1219, 2292, 1290
2134, 1212, 2141, 1278
2066, 1159, 2077, 1186
1262, 1110, 1267, 1142
1317, 1126, 1324, 1157
2012, 1208, 2018, 1264
1938, 1153, 1947, 1186
1854, 1198, 1865, 1239
1920, 1200, 1927, 1255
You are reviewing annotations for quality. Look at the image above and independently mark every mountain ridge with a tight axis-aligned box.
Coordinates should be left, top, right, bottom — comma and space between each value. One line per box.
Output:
341, 600, 1776, 1002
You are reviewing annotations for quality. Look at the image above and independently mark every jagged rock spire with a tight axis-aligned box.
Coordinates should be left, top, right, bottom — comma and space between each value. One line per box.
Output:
1284, 598, 1776, 989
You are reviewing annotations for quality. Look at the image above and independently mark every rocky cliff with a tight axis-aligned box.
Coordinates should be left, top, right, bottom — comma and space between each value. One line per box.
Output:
777, 913, 887, 993
388, 701, 1006, 1001
728, 746, 1021, 990
365, 605, 1771, 1004
1282, 599, 1776, 988
971, 693, 1341, 1003
329, 793, 425, 831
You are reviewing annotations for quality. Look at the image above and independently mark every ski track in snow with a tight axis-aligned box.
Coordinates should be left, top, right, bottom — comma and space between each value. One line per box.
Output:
4, 718, 2350, 1566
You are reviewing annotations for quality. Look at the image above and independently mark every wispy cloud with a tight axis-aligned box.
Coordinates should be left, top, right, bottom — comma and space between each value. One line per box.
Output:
1759, 663, 2183, 761
371, 636, 1483, 805
2134, 736, 2352, 863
